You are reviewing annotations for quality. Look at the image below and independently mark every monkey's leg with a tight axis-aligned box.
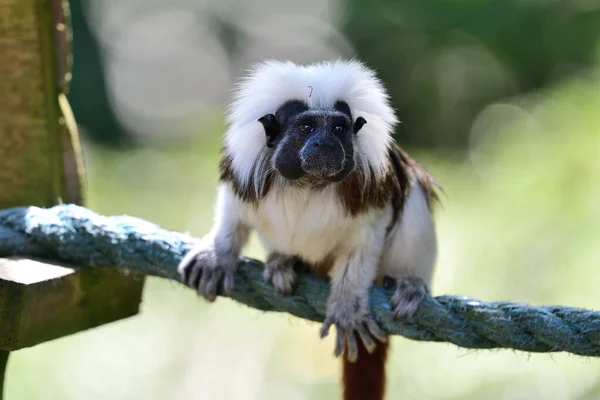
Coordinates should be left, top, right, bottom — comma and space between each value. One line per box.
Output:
178, 185, 251, 302
384, 275, 429, 320
319, 230, 388, 362
263, 253, 307, 295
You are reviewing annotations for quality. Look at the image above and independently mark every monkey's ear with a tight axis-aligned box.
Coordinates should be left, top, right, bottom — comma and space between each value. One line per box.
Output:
353, 117, 367, 134
258, 114, 279, 148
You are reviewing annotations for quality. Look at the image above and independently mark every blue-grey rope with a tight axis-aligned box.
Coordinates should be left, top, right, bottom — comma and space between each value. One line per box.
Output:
1, 204, 600, 356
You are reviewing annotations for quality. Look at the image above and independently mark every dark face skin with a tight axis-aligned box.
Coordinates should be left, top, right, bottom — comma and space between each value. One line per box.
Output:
258, 100, 367, 183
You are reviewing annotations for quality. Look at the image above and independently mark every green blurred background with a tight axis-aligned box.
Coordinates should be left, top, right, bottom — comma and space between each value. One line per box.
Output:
7, 0, 600, 398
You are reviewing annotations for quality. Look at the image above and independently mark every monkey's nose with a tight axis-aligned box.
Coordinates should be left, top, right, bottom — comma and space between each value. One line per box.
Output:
308, 137, 335, 151
300, 139, 345, 178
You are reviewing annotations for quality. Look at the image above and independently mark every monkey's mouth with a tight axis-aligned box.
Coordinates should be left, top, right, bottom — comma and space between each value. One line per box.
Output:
300, 154, 347, 180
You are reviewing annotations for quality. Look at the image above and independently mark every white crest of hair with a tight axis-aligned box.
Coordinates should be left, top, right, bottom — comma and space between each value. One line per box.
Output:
223, 59, 399, 187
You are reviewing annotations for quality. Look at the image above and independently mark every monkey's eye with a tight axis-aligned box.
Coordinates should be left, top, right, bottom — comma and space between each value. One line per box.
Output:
299, 123, 313, 133
333, 124, 346, 135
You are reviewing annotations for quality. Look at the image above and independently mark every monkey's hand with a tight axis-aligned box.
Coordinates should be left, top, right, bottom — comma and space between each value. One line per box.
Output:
178, 238, 238, 302
263, 253, 299, 295
385, 275, 429, 320
319, 294, 387, 362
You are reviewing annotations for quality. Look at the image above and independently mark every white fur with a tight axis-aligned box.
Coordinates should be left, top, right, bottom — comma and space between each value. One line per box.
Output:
237, 181, 393, 312
240, 183, 390, 265
328, 205, 391, 302
223, 59, 398, 187
207, 183, 250, 258
213, 179, 436, 289
379, 183, 438, 285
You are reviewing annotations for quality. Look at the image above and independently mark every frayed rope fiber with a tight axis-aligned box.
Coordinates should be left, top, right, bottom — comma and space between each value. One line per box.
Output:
1, 204, 600, 356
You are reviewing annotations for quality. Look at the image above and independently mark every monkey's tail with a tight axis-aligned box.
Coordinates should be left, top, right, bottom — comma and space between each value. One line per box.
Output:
342, 335, 389, 400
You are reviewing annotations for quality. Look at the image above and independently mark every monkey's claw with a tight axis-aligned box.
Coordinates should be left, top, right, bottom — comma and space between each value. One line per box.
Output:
319, 299, 387, 363
263, 254, 298, 295
178, 243, 237, 302
390, 275, 429, 320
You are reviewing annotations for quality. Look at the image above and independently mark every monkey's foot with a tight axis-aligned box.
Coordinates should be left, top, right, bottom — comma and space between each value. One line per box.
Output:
386, 275, 429, 321
319, 296, 387, 362
178, 242, 237, 302
263, 253, 298, 295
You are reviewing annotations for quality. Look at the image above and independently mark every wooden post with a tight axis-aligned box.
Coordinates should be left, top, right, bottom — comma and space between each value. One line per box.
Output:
0, 0, 145, 396
0, 351, 7, 400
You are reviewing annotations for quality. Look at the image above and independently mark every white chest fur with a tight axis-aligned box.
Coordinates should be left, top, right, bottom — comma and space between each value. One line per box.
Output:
239, 185, 381, 263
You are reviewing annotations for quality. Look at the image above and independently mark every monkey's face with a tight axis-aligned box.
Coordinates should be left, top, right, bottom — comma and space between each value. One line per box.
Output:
258, 100, 367, 183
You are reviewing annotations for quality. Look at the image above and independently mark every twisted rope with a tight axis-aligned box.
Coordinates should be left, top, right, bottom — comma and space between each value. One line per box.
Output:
1, 204, 600, 356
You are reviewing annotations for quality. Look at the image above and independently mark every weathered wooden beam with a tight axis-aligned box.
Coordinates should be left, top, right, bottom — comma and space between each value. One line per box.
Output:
0, 257, 145, 350
0, 0, 64, 208
0, 0, 146, 396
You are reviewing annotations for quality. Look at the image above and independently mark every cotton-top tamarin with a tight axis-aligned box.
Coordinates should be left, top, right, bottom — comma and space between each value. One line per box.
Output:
178, 59, 441, 400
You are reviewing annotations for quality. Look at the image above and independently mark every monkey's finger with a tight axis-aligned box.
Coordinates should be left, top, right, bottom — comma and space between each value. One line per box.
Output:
179, 257, 199, 285
365, 318, 387, 343
391, 291, 423, 321
187, 264, 203, 289
198, 270, 218, 302
320, 319, 333, 338
393, 306, 416, 321
179, 262, 191, 284
202, 293, 216, 303
223, 271, 235, 293
198, 268, 212, 292
334, 328, 345, 358
178, 247, 204, 278
204, 270, 221, 295
177, 255, 193, 279
345, 332, 358, 363
357, 325, 377, 354
262, 266, 273, 282
201, 281, 218, 302
205, 268, 225, 300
